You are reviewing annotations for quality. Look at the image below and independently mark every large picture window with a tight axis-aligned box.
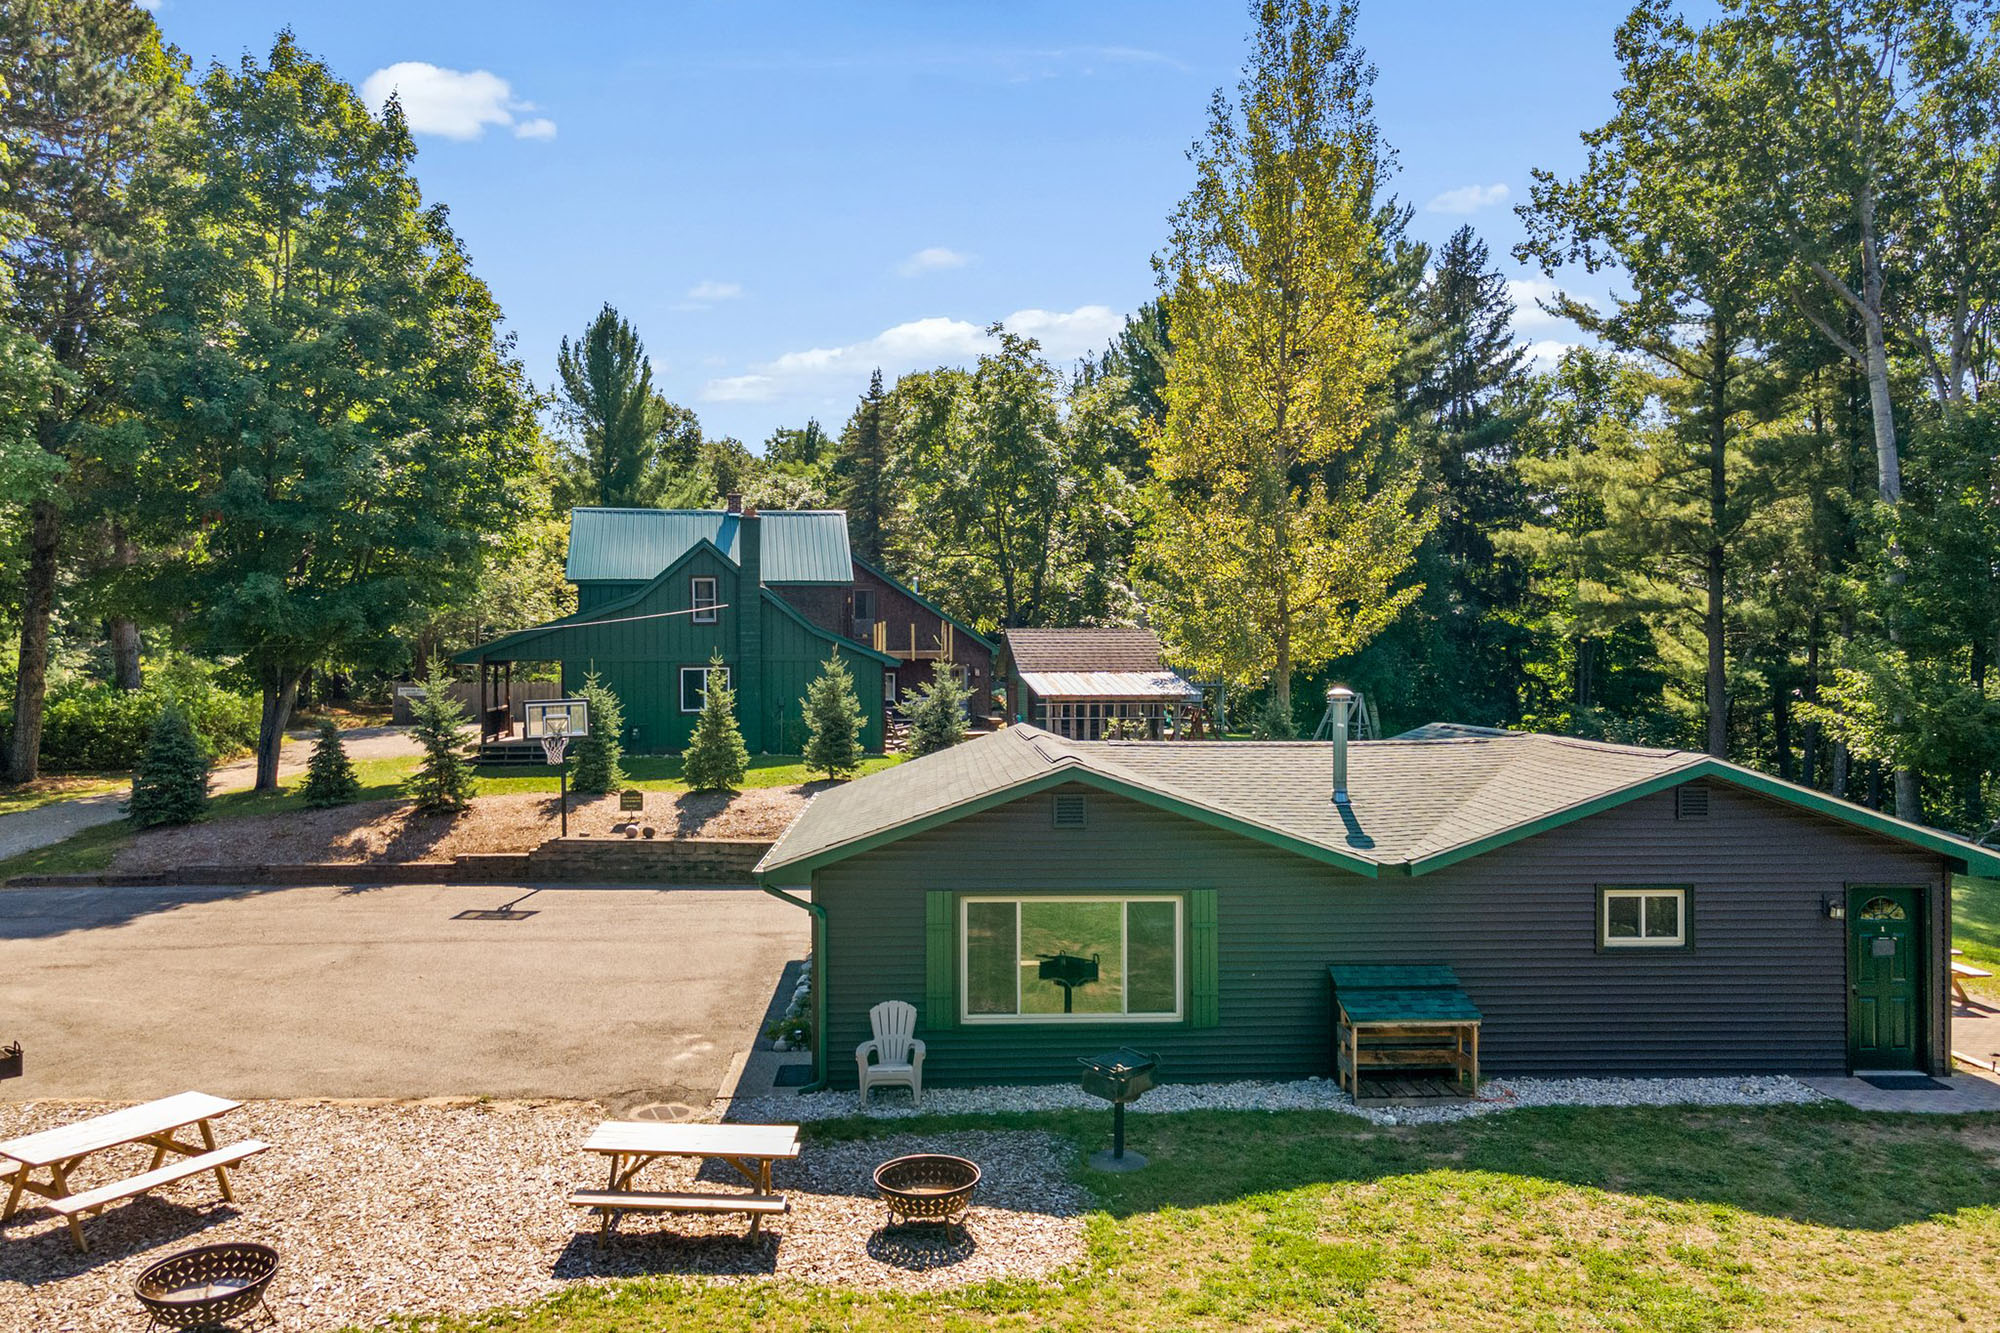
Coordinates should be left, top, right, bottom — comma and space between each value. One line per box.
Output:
962, 896, 1182, 1022
680, 664, 729, 713
1599, 887, 1688, 949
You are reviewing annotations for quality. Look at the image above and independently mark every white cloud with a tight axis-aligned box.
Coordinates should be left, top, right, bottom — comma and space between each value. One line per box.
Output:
1526, 339, 1578, 371
1506, 278, 1573, 335
898, 247, 973, 277
700, 305, 1122, 403
360, 62, 555, 142
687, 280, 744, 303
135, 0, 161, 10
1425, 182, 1510, 214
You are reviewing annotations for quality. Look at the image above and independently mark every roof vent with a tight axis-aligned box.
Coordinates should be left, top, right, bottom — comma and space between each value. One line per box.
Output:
1326, 685, 1355, 806
1676, 783, 1710, 821
1052, 793, 1088, 830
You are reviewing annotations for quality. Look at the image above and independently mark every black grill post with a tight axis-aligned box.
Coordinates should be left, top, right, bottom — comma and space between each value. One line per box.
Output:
1078, 1047, 1158, 1172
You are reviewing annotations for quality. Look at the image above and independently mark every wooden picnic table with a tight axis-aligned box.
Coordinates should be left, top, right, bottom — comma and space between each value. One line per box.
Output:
568, 1121, 800, 1243
0, 1091, 269, 1252
1951, 948, 1993, 1006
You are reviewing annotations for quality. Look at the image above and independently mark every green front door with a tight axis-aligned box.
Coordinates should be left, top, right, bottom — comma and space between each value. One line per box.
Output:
1847, 886, 1922, 1070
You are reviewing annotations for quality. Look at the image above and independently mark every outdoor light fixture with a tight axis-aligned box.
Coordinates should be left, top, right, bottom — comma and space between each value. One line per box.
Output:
1822, 895, 1846, 920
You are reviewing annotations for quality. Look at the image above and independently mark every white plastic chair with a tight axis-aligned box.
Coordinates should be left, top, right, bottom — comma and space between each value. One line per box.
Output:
856, 1000, 925, 1107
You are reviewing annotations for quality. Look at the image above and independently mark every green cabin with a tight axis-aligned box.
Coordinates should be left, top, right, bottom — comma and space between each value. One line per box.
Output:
456, 500, 902, 755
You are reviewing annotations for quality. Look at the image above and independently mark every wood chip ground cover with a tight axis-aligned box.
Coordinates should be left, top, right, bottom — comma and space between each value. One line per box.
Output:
0, 1100, 1086, 1332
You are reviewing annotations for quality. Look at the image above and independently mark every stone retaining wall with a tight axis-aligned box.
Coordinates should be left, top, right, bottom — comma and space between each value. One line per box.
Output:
4, 838, 773, 890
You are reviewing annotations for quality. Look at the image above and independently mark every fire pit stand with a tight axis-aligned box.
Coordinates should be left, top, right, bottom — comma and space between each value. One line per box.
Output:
1079, 1046, 1158, 1172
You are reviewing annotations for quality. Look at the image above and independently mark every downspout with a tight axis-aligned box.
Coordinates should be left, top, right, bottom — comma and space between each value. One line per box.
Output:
760, 883, 830, 1092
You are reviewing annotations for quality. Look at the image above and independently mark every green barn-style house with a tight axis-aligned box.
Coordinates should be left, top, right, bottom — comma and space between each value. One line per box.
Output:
757, 715, 2000, 1091
456, 497, 993, 756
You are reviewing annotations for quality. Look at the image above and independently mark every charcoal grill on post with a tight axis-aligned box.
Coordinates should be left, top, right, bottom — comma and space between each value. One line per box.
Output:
1037, 951, 1100, 1012
1079, 1046, 1157, 1172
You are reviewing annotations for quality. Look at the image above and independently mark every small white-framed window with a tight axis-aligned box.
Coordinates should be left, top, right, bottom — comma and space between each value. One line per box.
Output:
680, 664, 729, 713
1599, 887, 1688, 949
691, 577, 719, 624
961, 895, 1182, 1023
883, 669, 898, 704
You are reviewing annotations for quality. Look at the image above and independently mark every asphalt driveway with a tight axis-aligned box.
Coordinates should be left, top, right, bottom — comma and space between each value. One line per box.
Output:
0, 883, 807, 1107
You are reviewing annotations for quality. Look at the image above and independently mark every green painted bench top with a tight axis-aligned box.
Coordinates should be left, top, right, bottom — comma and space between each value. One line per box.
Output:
1335, 987, 1483, 1024
1327, 963, 1463, 992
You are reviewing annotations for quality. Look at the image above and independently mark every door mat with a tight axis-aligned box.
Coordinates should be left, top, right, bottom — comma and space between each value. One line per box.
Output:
1858, 1073, 1950, 1091
773, 1064, 815, 1088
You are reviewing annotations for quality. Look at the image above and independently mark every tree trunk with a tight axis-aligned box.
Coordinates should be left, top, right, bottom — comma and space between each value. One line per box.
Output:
108, 525, 142, 690
1703, 326, 1729, 760
254, 667, 302, 792
5, 500, 62, 785
1773, 683, 1794, 783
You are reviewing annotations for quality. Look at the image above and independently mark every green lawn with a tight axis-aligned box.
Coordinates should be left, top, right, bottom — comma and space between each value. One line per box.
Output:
464, 751, 903, 795
369, 1104, 2000, 1333
0, 772, 129, 816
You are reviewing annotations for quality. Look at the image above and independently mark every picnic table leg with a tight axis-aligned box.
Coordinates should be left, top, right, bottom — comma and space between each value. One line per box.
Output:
195, 1119, 235, 1202
2, 1166, 25, 1222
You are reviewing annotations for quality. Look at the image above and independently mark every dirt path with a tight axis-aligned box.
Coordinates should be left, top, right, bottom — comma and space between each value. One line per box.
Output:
0, 725, 434, 862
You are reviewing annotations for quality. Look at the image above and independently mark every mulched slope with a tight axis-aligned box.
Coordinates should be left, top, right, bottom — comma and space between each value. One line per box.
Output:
108, 787, 809, 872
0, 1099, 1088, 1332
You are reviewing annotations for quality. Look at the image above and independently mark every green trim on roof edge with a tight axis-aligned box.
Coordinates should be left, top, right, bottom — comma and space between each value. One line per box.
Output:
1403, 755, 2000, 878
755, 760, 1380, 882
850, 554, 996, 655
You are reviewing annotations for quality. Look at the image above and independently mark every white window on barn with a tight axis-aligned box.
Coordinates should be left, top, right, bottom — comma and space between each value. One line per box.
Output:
853, 587, 876, 638
1599, 887, 1688, 949
883, 670, 898, 704
961, 896, 1182, 1023
691, 577, 719, 624
680, 664, 729, 712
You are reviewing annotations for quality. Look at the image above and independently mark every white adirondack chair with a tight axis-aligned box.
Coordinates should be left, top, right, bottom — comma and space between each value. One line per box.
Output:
856, 1000, 925, 1107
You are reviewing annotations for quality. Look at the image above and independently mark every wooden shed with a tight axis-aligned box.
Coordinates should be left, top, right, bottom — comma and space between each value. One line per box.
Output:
1000, 628, 1202, 739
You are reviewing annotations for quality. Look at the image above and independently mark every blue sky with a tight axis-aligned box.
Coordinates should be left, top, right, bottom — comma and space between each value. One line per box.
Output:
143, 1, 1648, 447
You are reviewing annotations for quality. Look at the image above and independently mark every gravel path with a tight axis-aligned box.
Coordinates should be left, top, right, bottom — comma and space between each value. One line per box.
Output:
0, 725, 432, 862
0, 1100, 1086, 1333
728, 1073, 1828, 1127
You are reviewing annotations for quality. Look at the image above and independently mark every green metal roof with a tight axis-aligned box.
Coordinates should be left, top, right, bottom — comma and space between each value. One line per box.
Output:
757, 725, 2000, 881
565, 508, 854, 585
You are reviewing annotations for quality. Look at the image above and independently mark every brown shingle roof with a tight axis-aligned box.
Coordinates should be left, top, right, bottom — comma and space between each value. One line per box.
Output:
757, 724, 2000, 881
1002, 628, 1173, 673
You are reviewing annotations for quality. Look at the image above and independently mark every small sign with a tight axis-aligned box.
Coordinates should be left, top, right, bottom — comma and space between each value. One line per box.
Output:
619, 789, 645, 812
1872, 936, 1897, 957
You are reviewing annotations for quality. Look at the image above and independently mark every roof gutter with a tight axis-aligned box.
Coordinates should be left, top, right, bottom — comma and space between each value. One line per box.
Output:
758, 884, 830, 1094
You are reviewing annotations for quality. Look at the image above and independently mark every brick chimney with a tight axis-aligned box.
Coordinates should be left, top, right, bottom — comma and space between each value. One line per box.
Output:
725, 492, 743, 514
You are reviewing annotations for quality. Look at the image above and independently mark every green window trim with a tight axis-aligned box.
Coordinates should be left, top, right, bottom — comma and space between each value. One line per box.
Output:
925, 891, 956, 1031
1189, 887, 1219, 1027
1596, 884, 1693, 952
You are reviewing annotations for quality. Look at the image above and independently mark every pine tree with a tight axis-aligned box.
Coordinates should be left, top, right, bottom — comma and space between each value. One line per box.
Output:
682, 653, 750, 791
833, 368, 892, 562
801, 655, 865, 779
300, 718, 361, 808
903, 670, 969, 758
569, 671, 625, 795
128, 706, 210, 828
405, 667, 475, 815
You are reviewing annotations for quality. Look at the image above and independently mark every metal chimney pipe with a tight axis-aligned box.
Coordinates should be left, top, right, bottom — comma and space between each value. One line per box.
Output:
1327, 685, 1354, 806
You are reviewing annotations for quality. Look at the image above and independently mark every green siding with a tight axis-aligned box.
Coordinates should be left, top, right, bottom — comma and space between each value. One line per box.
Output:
758, 592, 885, 754
1189, 887, 1219, 1027
575, 582, 643, 614
926, 891, 956, 1031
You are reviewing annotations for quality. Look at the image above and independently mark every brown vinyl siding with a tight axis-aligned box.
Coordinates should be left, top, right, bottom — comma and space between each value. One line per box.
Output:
813, 779, 1948, 1086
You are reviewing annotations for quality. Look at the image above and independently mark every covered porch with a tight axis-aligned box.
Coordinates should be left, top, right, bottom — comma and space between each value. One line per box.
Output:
1019, 670, 1205, 740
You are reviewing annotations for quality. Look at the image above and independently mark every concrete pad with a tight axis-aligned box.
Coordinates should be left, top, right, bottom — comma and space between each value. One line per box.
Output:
0, 882, 807, 1105
1804, 1064, 2000, 1113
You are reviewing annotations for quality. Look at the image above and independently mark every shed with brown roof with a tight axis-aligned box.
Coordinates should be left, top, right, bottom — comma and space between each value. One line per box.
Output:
999, 628, 1202, 739
759, 724, 1999, 1092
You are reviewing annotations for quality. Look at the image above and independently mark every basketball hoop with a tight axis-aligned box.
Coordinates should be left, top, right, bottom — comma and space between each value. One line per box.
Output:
541, 714, 570, 767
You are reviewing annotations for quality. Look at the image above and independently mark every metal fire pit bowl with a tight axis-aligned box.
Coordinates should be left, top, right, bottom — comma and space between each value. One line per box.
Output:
133, 1242, 279, 1330
873, 1153, 981, 1229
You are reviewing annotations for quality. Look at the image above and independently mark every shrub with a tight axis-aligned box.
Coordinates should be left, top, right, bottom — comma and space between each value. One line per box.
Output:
1249, 695, 1297, 740
903, 670, 969, 757
128, 707, 211, 827
682, 653, 749, 792
569, 672, 626, 795
37, 658, 259, 772
802, 655, 865, 779
404, 666, 475, 815
300, 718, 361, 808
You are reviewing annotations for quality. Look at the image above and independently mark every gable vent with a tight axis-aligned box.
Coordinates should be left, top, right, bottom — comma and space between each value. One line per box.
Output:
1052, 793, 1088, 830
1675, 783, 1711, 821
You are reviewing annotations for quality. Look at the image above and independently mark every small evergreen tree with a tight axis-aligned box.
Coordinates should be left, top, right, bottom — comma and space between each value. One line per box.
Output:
1249, 695, 1297, 740
405, 667, 475, 815
801, 654, 865, 778
128, 707, 210, 828
569, 671, 626, 795
903, 670, 969, 758
300, 718, 361, 808
682, 652, 749, 791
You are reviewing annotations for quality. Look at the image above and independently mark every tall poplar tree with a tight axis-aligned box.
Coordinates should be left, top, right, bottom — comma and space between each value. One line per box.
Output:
1139, 0, 1428, 714
556, 303, 665, 507
132, 35, 536, 789
0, 1, 181, 782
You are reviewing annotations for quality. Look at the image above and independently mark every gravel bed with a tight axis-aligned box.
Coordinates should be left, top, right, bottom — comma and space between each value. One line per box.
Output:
728, 1073, 1827, 1127
0, 1101, 1085, 1333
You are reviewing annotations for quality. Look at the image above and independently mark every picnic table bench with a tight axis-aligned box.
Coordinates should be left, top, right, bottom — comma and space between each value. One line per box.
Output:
568, 1121, 799, 1243
1952, 957, 1993, 1006
0, 1091, 269, 1252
